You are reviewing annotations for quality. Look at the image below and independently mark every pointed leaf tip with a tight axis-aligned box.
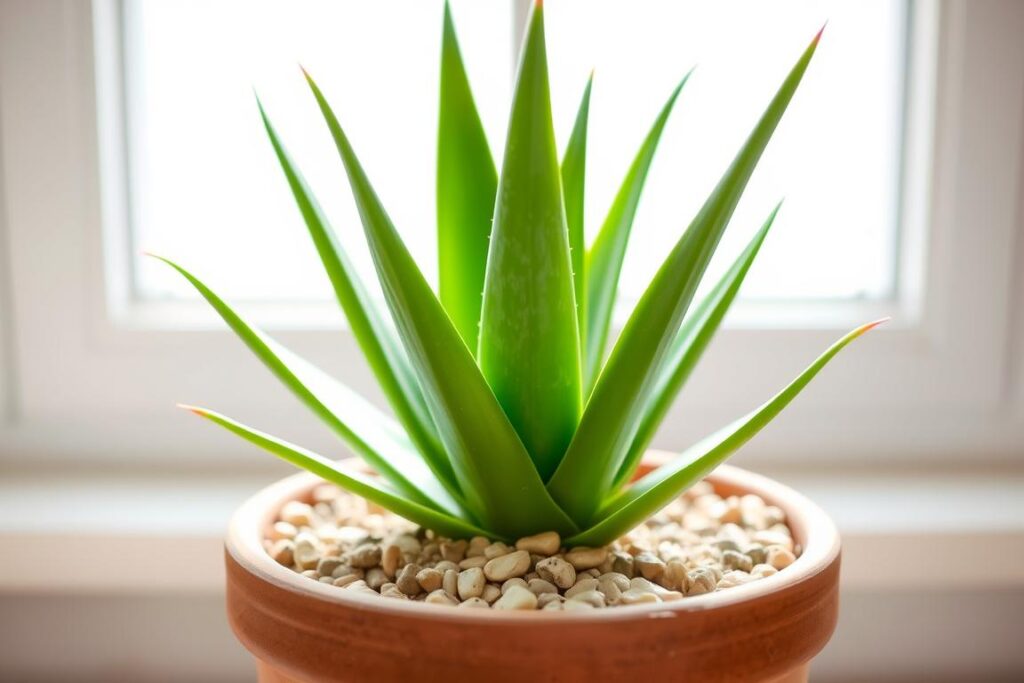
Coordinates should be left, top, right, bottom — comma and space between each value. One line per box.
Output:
814, 23, 827, 44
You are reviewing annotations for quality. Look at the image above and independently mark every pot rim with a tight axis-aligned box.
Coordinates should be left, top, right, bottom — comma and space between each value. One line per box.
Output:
226, 451, 839, 623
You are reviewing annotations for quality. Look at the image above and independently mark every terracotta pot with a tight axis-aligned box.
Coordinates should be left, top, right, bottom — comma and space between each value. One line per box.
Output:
226, 453, 840, 682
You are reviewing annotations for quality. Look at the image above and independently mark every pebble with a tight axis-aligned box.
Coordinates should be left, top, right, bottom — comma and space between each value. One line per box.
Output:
265, 477, 799, 610
766, 546, 796, 570
515, 531, 561, 556
565, 547, 607, 570
270, 540, 294, 566
416, 568, 443, 593
483, 550, 530, 582
457, 567, 485, 600
535, 557, 576, 589
493, 585, 538, 610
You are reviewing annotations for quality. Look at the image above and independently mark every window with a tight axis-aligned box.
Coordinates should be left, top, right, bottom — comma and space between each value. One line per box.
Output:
1, 0, 1022, 468
127, 0, 905, 310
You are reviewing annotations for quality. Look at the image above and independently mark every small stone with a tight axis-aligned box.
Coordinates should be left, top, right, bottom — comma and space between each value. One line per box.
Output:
565, 577, 599, 599
381, 544, 402, 578
619, 588, 660, 605
536, 556, 576, 589
416, 568, 443, 593
301, 569, 318, 579
562, 600, 595, 611
458, 556, 488, 570
270, 521, 298, 540
493, 584, 538, 610
745, 544, 767, 566
687, 568, 717, 596
434, 560, 459, 574
713, 539, 741, 553
766, 546, 796, 570
484, 550, 531, 582
348, 544, 382, 569
754, 530, 794, 553
483, 542, 513, 559
501, 577, 528, 594
630, 577, 683, 601
565, 547, 608, 570
425, 589, 458, 606
380, 583, 409, 600
597, 577, 622, 604
457, 567, 485, 600
658, 560, 689, 593
542, 600, 564, 611
751, 563, 778, 579
363, 567, 387, 590
611, 551, 635, 578
536, 593, 564, 608
312, 484, 340, 504
332, 574, 361, 588
396, 563, 422, 596
458, 597, 490, 609
718, 570, 753, 589
567, 590, 606, 608
316, 557, 345, 576
318, 576, 334, 584
294, 536, 321, 570
481, 583, 502, 604
280, 501, 314, 527
722, 549, 754, 573
332, 565, 363, 580
635, 553, 666, 581
442, 569, 458, 597
440, 539, 468, 563
269, 540, 294, 566
527, 578, 558, 595
466, 536, 490, 558
515, 531, 561, 556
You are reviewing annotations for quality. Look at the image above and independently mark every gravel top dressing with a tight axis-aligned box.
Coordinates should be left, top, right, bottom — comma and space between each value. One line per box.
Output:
263, 481, 800, 611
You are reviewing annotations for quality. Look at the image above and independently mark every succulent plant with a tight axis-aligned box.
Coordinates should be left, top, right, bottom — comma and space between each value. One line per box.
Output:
158, 1, 882, 545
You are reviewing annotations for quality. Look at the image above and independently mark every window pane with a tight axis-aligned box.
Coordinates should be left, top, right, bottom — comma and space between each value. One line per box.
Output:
128, 0, 512, 302
546, 0, 906, 302
127, 0, 904, 305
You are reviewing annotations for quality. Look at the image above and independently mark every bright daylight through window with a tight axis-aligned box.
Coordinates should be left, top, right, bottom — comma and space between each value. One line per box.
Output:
125, 0, 906, 310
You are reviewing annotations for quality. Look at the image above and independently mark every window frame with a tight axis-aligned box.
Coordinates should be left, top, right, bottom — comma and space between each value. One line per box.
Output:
0, 0, 1021, 470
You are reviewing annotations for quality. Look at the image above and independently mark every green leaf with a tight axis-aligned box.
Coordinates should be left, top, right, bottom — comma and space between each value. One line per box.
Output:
185, 406, 498, 540
151, 255, 463, 516
561, 74, 593, 340
477, 2, 582, 479
548, 33, 821, 524
437, 1, 498, 353
583, 73, 691, 394
612, 202, 781, 489
303, 69, 580, 539
567, 319, 887, 546
256, 99, 455, 492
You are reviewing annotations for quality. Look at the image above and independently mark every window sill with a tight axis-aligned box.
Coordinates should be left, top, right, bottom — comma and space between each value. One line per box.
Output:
1, 468, 1021, 594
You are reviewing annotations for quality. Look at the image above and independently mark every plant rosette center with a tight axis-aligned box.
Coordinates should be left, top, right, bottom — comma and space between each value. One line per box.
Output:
265, 479, 798, 611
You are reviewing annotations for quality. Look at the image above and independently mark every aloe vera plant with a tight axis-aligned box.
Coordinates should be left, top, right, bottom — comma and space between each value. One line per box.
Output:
162, 2, 882, 545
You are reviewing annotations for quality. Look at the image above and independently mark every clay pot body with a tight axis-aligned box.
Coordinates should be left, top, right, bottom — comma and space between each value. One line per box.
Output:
226, 454, 840, 682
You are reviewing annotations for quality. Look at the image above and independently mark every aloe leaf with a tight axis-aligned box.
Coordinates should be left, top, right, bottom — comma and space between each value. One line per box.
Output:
549, 33, 821, 524
567, 320, 887, 546
437, 1, 498, 353
583, 72, 691, 394
612, 202, 781, 489
561, 74, 593, 339
477, 2, 582, 479
256, 99, 454, 491
184, 406, 498, 540
151, 255, 463, 516
303, 70, 580, 538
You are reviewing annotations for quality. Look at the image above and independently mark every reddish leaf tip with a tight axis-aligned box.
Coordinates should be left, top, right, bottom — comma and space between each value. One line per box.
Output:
813, 22, 827, 45
856, 317, 891, 336
176, 403, 206, 416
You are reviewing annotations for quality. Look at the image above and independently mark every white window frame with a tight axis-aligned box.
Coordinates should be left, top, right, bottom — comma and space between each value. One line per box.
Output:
0, 0, 1021, 470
